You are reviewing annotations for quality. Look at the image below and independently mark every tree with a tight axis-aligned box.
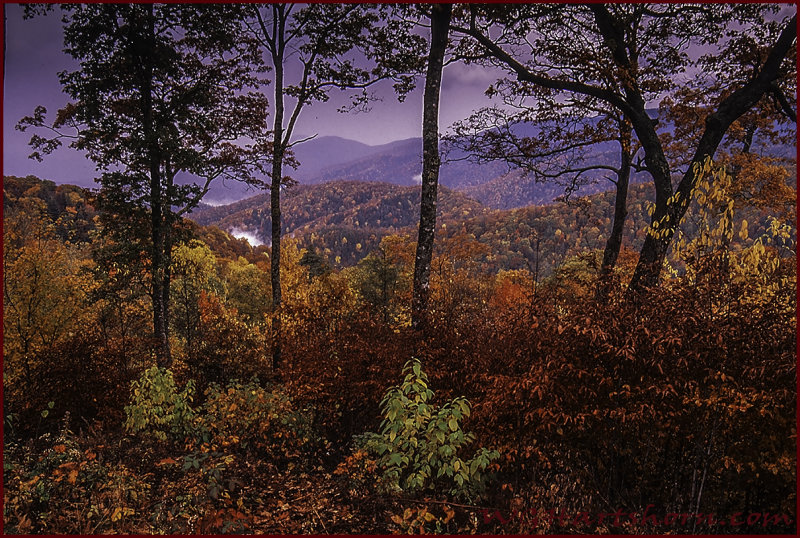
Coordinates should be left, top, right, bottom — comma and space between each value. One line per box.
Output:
18, 4, 271, 364
170, 240, 224, 356
355, 247, 402, 325
299, 247, 331, 282
223, 256, 271, 324
412, 3, 453, 332
3, 197, 93, 392
244, 4, 423, 370
451, 3, 796, 292
447, 96, 636, 299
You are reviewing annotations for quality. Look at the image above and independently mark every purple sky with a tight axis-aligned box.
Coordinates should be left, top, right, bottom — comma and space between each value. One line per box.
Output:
2, 4, 504, 187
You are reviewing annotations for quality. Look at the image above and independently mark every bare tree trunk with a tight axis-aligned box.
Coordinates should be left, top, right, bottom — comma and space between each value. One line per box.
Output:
270, 154, 283, 372
270, 10, 286, 373
141, 3, 170, 366
597, 120, 632, 300
412, 3, 452, 333
161, 176, 174, 367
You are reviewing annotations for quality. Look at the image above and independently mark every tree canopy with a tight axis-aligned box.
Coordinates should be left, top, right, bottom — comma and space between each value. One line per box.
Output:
18, 4, 272, 363
450, 3, 796, 291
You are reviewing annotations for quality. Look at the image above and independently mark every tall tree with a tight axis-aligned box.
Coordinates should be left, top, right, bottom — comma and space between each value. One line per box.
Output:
18, 4, 271, 365
245, 4, 423, 370
447, 98, 636, 298
411, 3, 453, 332
451, 3, 796, 292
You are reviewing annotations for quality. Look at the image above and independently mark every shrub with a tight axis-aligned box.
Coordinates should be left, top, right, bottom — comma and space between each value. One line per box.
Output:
124, 366, 197, 442
360, 359, 499, 499
4, 328, 133, 435
3, 420, 150, 534
198, 379, 316, 461
192, 292, 271, 386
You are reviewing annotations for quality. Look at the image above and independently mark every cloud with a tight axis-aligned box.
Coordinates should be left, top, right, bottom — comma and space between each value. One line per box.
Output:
412, 173, 422, 184
444, 63, 501, 88
229, 227, 265, 247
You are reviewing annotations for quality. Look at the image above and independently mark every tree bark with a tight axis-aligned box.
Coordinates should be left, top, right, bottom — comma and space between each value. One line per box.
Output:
412, 3, 452, 333
270, 152, 283, 372
597, 119, 632, 299
161, 173, 175, 367
141, 4, 171, 366
269, 6, 286, 373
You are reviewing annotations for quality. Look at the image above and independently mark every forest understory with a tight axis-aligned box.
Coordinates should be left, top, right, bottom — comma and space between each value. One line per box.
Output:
3, 171, 796, 534
3, 3, 797, 535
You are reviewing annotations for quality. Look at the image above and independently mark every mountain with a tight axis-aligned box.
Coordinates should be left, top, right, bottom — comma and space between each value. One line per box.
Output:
7, 173, 787, 280
28, 108, 796, 212
190, 181, 487, 260
189, 121, 623, 209
189, 176, 633, 271
191, 114, 658, 209
190, 136, 387, 205
300, 138, 422, 186
3, 174, 269, 265
2, 175, 99, 243
191, 165, 789, 274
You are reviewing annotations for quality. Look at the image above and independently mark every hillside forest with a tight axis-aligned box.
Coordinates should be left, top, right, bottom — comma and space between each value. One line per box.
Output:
3, 4, 797, 535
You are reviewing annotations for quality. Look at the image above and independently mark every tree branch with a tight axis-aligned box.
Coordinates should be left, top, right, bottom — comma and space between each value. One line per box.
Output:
769, 83, 797, 122
674, 13, 797, 207
450, 10, 635, 118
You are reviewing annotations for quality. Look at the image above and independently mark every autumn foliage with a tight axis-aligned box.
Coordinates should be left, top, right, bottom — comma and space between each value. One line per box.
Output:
3, 170, 796, 533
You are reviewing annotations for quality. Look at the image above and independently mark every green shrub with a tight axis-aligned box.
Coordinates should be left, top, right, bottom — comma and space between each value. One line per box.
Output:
360, 359, 499, 499
124, 366, 197, 442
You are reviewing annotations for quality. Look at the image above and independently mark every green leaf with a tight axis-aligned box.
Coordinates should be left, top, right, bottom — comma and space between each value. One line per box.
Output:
448, 417, 458, 431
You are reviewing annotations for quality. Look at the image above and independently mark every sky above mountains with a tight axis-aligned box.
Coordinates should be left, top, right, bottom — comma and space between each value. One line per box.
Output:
2, 4, 504, 185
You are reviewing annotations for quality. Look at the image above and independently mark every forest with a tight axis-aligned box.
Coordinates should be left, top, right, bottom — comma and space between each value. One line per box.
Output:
3, 3, 797, 535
